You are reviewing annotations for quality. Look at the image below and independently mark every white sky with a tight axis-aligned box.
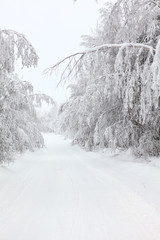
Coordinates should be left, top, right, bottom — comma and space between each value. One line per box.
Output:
0, 0, 108, 103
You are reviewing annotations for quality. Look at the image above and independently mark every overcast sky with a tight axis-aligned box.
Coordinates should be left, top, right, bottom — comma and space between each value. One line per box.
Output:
1, 0, 108, 103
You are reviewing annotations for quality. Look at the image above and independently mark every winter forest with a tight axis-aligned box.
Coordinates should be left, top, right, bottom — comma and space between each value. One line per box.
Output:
2, 0, 160, 162
1, 0, 160, 239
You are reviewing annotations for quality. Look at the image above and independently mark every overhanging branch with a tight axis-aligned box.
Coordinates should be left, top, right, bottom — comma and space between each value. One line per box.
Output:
44, 42, 155, 84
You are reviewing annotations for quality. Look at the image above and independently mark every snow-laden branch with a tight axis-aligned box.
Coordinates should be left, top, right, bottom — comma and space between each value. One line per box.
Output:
43, 52, 85, 75
85, 42, 155, 53
0, 29, 38, 72
44, 42, 155, 78
30, 93, 55, 108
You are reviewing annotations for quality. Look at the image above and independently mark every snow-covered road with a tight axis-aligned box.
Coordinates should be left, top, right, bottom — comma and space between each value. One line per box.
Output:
0, 134, 160, 240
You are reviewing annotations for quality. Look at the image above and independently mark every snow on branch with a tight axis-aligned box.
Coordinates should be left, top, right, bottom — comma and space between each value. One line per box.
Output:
0, 29, 38, 72
44, 42, 155, 85
30, 93, 55, 108
84, 42, 155, 53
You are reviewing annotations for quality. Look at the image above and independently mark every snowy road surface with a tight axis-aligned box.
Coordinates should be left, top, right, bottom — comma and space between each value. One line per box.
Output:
0, 134, 160, 240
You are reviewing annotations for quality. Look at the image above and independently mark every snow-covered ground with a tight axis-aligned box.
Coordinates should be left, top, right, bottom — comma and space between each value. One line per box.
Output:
0, 133, 160, 240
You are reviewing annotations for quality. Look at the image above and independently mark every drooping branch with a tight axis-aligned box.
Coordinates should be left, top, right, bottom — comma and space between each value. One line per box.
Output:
30, 93, 55, 108
0, 29, 38, 72
43, 51, 85, 75
44, 42, 155, 85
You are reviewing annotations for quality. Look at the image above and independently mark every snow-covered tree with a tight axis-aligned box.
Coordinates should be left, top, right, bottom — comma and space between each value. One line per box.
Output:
48, 0, 160, 157
0, 29, 43, 163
